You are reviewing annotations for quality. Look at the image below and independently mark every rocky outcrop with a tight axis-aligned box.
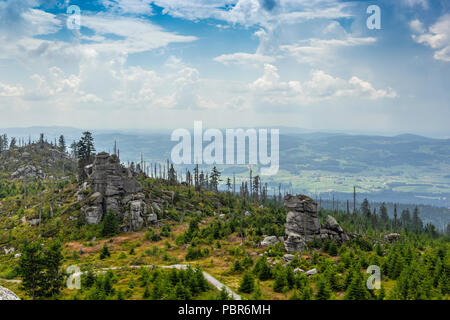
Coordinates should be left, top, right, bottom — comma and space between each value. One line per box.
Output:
80, 152, 151, 232
11, 165, 44, 179
320, 215, 350, 242
284, 194, 352, 253
384, 233, 401, 243
3, 247, 15, 255
282, 254, 295, 263
305, 268, 318, 276
0, 286, 20, 300
260, 236, 284, 247
125, 200, 146, 231
1, 142, 74, 180
284, 195, 321, 252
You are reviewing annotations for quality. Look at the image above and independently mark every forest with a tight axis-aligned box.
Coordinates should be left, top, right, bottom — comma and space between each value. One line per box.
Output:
0, 132, 448, 300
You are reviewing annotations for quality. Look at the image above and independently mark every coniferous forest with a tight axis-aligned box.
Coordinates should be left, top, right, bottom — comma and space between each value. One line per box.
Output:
0, 132, 448, 301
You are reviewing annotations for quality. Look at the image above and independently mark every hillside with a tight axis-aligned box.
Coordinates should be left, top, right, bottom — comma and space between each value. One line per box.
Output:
2, 127, 448, 208
0, 142, 449, 301
0, 141, 76, 180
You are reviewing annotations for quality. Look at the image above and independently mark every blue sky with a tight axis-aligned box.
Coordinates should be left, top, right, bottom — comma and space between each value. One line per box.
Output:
0, 0, 449, 137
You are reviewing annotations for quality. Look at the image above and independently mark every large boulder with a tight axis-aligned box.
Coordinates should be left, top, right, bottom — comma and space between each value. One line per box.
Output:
260, 236, 280, 247
325, 215, 343, 233
284, 195, 321, 252
384, 233, 401, 243
147, 214, 158, 223
284, 195, 352, 252
123, 200, 146, 232
306, 268, 318, 276
0, 286, 20, 300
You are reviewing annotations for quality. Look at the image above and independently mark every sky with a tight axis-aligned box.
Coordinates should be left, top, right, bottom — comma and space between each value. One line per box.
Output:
0, 0, 449, 137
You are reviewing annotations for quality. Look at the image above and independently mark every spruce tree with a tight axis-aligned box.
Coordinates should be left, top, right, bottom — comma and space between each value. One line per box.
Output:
58, 135, 66, 152
315, 276, 332, 300
100, 243, 111, 259
344, 272, 368, 300
17, 241, 43, 300
18, 240, 64, 299
77, 131, 95, 162
238, 272, 255, 293
273, 268, 288, 293
102, 210, 119, 237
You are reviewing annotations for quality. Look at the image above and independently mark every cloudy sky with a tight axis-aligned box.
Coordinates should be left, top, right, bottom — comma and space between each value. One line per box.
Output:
0, 0, 449, 137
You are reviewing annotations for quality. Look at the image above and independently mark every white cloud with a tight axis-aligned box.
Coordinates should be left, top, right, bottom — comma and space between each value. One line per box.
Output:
21, 8, 62, 36
409, 19, 425, 33
249, 64, 396, 105
101, 0, 154, 15
402, 0, 428, 9
281, 36, 376, 64
214, 52, 275, 66
24, 67, 82, 101
77, 93, 103, 103
0, 6, 197, 69
80, 14, 197, 55
0, 82, 24, 97
339, 76, 397, 100
153, 0, 354, 28
412, 14, 450, 62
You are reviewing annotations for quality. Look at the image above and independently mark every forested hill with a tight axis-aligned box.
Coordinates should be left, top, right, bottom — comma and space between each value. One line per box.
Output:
1, 128, 449, 228
0, 137, 448, 301
1, 127, 448, 209
0, 138, 76, 181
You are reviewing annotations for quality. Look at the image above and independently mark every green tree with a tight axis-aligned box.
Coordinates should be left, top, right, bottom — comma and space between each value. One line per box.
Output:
9, 137, 17, 149
344, 272, 368, 300
100, 243, 111, 259
209, 166, 221, 192
217, 286, 232, 300
175, 281, 192, 300
251, 281, 263, 299
379, 203, 389, 227
400, 209, 412, 230
378, 283, 386, 300
18, 240, 64, 299
360, 198, 371, 219
328, 241, 338, 256
238, 272, 255, 294
315, 276, 332, 300
58, 135, 66, 152
41, 241, 65, 297
17, 241, 43, 300
77, 131, 95, 162
102, 210, 119, 237
412, 207, 423, 233
300, 286, 313, 300
142, 285, 151, 299
253, 257, 272, 281
272, 268, 288, 293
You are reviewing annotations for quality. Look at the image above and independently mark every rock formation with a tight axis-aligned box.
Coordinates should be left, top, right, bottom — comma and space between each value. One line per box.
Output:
0, 286, 20, 300
260, 236, 284, 247
284, 194, 351, 252
384, 233, 401, 243
79, 152, 152, 232
11, 164, 44, 179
